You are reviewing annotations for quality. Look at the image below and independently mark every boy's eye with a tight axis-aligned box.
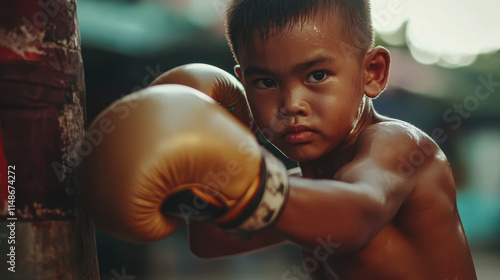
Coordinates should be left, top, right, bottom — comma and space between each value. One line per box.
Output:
255, 78, 277, 89
306, 71, 328, 83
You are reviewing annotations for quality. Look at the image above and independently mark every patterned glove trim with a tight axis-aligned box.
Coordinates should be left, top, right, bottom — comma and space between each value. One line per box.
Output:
222, 147, 289, 235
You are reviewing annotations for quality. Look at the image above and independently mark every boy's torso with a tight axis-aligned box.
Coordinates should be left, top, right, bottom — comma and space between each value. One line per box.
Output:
302, 196, 473, 280
300, 118, 476, 280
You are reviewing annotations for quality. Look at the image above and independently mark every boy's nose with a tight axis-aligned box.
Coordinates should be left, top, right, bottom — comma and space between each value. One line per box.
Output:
279, 87, 310, 118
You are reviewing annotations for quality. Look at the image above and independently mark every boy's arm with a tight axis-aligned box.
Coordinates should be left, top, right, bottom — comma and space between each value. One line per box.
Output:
189, 122, 438, 257
188, 220, 289, 259
273, 123, 434, 253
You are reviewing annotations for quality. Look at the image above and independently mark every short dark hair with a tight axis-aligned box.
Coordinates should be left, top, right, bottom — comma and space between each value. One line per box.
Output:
225, 0, 374, 64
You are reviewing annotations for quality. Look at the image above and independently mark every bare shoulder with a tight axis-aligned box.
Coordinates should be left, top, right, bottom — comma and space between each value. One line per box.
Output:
360, 119, 457, 200
358, 119, 446, 167
353, 119, 455, 192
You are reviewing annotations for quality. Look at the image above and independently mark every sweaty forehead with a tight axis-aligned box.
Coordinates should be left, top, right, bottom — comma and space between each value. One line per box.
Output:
238, 12, 345, 67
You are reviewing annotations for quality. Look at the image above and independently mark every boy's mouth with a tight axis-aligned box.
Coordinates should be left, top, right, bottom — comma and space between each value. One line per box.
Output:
283, 125, 315, 144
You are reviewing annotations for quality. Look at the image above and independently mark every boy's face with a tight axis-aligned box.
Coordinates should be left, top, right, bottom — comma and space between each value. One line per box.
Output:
235, 13, 372, 162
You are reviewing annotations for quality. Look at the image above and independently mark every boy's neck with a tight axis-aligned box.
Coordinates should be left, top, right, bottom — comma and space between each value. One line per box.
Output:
299, 97, 380, 179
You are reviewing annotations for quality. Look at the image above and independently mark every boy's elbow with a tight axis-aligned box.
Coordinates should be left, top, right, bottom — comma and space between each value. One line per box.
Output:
188, 237, 241, 260
343, 223, 376, 253
337, 204, 385, 253
353, 202, 394, 251
189, 243, 222, 259
189, 249, 214, 260
324, 218, 375, 254
352, 187, 399, 249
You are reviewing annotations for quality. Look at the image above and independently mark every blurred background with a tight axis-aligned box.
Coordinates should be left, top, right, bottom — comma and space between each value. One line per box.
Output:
76, 0, 500, 279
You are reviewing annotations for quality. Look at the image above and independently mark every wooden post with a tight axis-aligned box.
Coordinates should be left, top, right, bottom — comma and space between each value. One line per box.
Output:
0, 0, 100, 279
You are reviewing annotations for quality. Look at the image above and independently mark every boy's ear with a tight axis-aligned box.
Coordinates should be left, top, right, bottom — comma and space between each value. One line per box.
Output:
234, 65, 244, 85
364, 47, 390, 98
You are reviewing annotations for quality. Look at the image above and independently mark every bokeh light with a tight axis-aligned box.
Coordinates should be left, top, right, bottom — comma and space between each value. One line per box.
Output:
372, 0, 500, 67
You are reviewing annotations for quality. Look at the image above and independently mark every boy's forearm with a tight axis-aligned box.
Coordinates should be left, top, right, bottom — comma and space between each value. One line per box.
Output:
273, 176, 384, 254
188, 220, 287, 259
189, 167, 399, 257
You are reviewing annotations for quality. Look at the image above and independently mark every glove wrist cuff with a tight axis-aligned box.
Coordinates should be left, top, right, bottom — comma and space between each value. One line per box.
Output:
219, 147, 289, 235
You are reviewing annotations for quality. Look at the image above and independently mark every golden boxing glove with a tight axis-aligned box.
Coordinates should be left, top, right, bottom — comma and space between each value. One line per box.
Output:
77, 85, 288, 243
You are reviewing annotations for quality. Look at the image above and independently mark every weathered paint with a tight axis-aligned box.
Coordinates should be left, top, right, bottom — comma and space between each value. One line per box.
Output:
0, 0, 85, 220
0, 0, 99, 279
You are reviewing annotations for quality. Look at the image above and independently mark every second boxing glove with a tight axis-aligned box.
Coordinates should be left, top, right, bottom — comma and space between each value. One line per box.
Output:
150, 63, 254, 130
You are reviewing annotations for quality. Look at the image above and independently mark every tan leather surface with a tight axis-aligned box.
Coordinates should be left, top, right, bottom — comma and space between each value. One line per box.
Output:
150, 63, 255, 130
77, 85, 262, 242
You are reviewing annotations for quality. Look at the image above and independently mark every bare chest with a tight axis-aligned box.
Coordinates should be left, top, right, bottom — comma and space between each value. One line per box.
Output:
301, 224, 428, 280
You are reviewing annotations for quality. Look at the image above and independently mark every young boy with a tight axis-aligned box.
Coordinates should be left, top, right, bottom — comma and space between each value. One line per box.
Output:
188, 0, 477, 279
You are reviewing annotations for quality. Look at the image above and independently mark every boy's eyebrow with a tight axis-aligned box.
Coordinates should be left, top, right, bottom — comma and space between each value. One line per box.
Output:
293, 55, 336, 73
243, 66, 273, 76
243, 55, 336, 76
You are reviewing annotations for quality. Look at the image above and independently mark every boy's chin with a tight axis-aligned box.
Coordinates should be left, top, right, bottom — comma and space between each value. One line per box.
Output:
279, 147, 322, 163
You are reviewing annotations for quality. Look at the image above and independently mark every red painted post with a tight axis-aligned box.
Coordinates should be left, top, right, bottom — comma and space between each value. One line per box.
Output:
0, 0, 100, 279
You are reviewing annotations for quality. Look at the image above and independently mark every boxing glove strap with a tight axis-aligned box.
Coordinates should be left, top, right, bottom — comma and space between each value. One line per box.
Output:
220, 147, 289, 235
